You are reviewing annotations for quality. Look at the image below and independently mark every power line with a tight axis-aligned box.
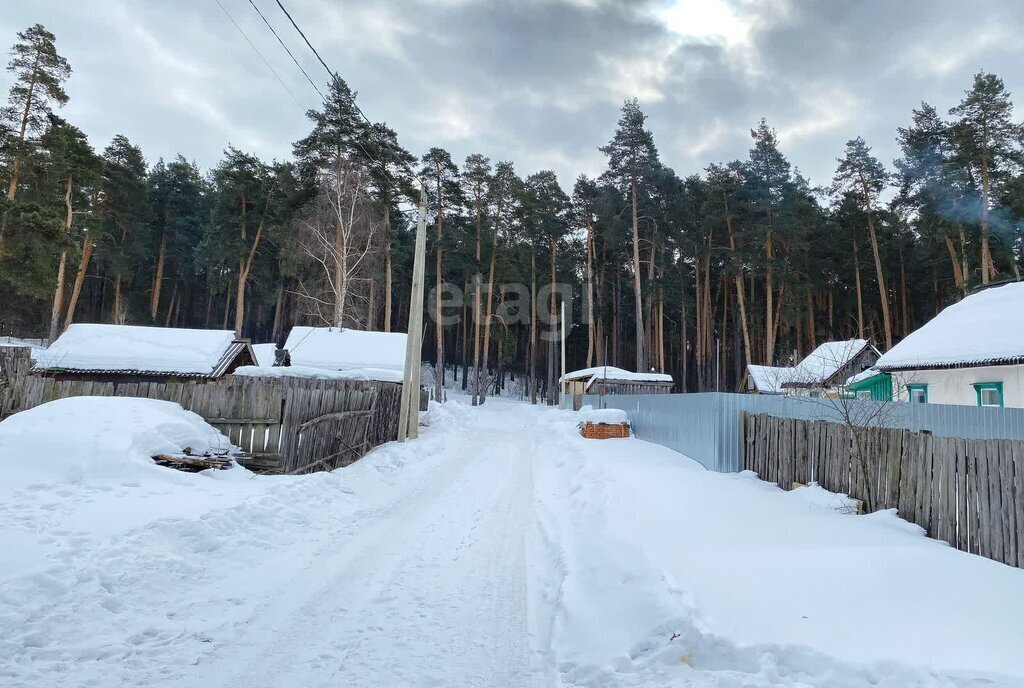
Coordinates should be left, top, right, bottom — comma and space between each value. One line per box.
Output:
271, 0, 419, 184
245, 0, 325, 101
213, 0, 306, 109
273, 0, 333, 79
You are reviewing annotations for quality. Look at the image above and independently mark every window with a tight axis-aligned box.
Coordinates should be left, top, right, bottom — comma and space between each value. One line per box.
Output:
857, 390, 871, 400
973, 382, 1004, 408
907, 384, 928, 404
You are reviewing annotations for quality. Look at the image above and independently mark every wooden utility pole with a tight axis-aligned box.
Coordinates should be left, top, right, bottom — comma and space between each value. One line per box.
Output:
398, 185, 428, 441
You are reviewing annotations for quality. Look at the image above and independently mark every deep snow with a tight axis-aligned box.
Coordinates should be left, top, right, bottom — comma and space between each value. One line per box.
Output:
2, 397, 1024, 687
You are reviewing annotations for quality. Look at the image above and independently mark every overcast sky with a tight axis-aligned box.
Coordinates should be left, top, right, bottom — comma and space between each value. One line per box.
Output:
2, 0, 1022, 190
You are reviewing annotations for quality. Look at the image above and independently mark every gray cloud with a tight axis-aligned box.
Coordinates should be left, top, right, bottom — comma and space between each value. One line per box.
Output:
1, 0, 1022, 190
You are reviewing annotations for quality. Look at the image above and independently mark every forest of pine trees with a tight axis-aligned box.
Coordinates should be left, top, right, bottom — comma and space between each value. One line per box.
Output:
1, 25, 1023, 399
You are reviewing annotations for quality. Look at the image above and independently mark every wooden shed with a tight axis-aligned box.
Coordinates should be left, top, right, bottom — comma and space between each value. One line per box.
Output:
32, 324, 255, 383
562, 365, 674, 408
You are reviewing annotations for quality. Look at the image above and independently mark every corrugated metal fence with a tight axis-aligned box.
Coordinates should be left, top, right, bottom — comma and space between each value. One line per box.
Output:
584, 392, 1024, 472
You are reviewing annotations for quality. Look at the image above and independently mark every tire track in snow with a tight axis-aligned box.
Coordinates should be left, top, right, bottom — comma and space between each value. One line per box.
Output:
184, 405, 543, 688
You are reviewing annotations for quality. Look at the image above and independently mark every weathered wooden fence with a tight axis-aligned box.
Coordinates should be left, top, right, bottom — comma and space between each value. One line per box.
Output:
742, 412, 1024, 568
5, 371, 411, 474
0, 347, 34, 418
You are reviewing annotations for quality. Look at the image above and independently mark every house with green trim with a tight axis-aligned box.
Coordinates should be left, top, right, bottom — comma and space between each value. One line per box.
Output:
844, 368, 892, 401
874, 282, 1024, 408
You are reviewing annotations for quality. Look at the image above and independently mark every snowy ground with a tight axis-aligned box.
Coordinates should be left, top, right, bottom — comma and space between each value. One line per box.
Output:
2, 396, 1024, 687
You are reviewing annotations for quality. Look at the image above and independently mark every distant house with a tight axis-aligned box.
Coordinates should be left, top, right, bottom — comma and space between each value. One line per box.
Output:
743, 339, 880, 397
844, 368, 892, 401
875, 281, 1024, 408
783, 339, 880, 394
562, 365, 674, 399
33, 324, 255, 382
246, 327, 409, 383
744, 364, 795, 395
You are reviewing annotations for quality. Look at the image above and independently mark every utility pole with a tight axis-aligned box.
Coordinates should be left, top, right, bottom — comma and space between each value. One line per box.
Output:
398, 184, 428, 441
559, 300, 567, 408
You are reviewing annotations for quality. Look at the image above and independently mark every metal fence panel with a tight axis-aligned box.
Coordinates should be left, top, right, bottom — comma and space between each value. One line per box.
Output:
584, 392, 1024, 473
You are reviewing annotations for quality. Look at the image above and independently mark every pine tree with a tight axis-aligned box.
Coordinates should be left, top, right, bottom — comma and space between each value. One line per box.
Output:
37, 117, 101, 337
419, 147, 461, 401
462, 153, 491, 405
833, 137, 893, 349
744, 120, 792, 364
600, 99, 660, 372
949, 72, 1022, 284
0, 24, 70, 254
96, 135, 147, 325
522, 170, 568, 404
365, 122, 415, 332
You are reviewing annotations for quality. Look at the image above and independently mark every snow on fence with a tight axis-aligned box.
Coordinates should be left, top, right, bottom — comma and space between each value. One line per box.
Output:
584, 392, 1024, 473
743, 413, 1024, 569
4, 369, 414, 474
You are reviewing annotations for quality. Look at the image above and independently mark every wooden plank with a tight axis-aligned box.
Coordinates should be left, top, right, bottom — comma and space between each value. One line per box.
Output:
1013, 440, 1024, 568
1000, 440, 1015, 566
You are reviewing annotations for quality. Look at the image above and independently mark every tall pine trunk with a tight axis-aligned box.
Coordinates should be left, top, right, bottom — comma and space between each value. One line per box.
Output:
630, 180, 646, 371
765, 231, 775, 365
547, 236, 557, 405
434, 200, 445, 401
861, 180, 892, 349
585, 216, 595, 367
383, 205, 392, 332
151, 230, 168, 321
852, 241, 865, 340
49, 175, 74, 341
63, 234, 93, 331
529, 251, 537, 404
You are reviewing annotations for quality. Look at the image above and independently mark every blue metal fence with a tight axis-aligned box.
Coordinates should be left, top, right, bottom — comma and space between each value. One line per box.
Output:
583, 392, 1024, 473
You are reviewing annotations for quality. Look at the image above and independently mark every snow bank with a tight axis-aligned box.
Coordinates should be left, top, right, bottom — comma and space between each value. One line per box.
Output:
877, 281, 1024, 370
233, 364, 404, 383
284, 327, 407, 374
34, 324, 237, 375
0, 397, 234, 488
531, 406, 1024, 684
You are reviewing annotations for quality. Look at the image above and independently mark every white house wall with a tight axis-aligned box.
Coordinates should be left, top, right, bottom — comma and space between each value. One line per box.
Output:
892, 364, 1024, 408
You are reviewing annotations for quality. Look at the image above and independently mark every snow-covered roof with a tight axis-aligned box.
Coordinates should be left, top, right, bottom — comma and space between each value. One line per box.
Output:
34, 324, 252, 378
746, 364, 796, 394
876, 282, 1024, 371
785, 339, 875, 387
284, 327, 407, 374
561, 365, 673, 390
251, 343, 278, 368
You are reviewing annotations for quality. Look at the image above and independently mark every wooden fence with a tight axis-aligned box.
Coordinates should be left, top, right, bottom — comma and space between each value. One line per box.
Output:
742, 412, 1024, 568
2, 360, 414, 474
0, 347, 34, 418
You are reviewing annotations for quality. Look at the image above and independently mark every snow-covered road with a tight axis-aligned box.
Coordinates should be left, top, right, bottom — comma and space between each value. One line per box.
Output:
3, 397, 1024, 687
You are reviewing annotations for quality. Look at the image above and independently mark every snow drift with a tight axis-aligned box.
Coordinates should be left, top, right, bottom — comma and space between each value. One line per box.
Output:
0, 397, 235, 489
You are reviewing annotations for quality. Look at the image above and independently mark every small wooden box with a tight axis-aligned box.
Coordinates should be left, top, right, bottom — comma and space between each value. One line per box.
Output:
580, 421, 631, 439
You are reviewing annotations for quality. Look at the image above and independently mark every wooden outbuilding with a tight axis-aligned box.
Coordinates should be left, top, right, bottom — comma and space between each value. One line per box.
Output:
32, 324, 255, 383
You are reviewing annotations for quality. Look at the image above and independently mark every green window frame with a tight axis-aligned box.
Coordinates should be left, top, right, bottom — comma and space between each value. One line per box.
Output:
973, 382, 1004, 408
907, 384, 928, 404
